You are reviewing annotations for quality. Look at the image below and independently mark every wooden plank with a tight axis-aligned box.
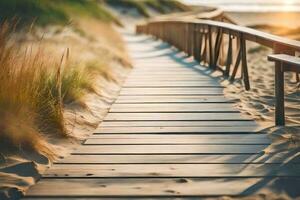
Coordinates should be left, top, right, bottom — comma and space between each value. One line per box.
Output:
126, 75, 216, 80
129, 72, 205, 76
25, 178, 300, 197
85, 134, 270, 145
131, 69, 206, 73
124, 81, 221, 87
130, 71, 205, 75
104, 113, 251, 121
44, 164, 300, 178
127, 72, 213, 76
119, 88, 223, 95
109, 103, 239, 113
73, 144, 267, 154
115, 96, 234, 103
100, 120, 257, 127
57, 153, 300, 164
95, 126, 262, 134
268, 54, 300, 72
126, 77, 215, 81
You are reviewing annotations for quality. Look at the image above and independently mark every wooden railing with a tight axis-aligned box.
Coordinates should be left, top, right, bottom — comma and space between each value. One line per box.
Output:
136, 19, 300, 125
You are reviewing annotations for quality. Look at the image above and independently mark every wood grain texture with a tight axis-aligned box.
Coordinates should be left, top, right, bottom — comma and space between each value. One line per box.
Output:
99, 120, 257, 127
109, 103, 239, 113
73, 144, 267, 155
104, 113, 251, 121
95, 126, 263, 134
124, 81, 221, 87
119, 88, 223, 95
85, 134, 271, 145
57, 152, 299, 164
116, 96, 234, 103
25, 178, 300, 197
44, 164, 300, 178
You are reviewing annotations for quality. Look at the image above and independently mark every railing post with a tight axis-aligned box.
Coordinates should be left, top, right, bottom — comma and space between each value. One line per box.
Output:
274, 61, 285, 125
193, 25, 200, 62
213, 27, 223, 68
240, 34, 250, 90
198, 28, 203, 62
224, 34, 233, 77
202, 29, 208, 64
187, 23, 194, 57
208, 26, 214, 68
230, 39, 242, 82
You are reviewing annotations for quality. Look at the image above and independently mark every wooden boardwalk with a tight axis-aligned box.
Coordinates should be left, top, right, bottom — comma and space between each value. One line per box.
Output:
24, 33, 300, 199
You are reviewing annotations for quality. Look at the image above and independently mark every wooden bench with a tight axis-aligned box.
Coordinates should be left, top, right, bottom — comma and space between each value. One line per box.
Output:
268, 54, 300, 126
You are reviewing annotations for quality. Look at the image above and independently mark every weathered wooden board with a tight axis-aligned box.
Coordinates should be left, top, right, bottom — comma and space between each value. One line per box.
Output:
95, 126, 262, 134
119, 88, 223, 95
99, 120, 257, 127
124, 81, 221, 87
129, 71, 207, 75
126, 77, 215, 81
73, 144, 267, 154
57, 152, 299, 164
25, 178, 300, 197
116, 96, 234, 103
44, 164, 300, 178
131, 69, 207, 73
128, 76, 211, 80
109, 103, 238, 113
105, 113, 250, 121
85, 134, 270, 145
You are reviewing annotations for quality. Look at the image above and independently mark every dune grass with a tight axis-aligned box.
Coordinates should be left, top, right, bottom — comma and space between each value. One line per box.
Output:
0, 0, 120, 27
0, 23, 65, 153
0, 21, 121, 156
105, 0, 188, 17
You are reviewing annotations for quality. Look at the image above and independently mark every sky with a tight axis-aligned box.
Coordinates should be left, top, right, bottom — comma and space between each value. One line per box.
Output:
181, 0, 300, 12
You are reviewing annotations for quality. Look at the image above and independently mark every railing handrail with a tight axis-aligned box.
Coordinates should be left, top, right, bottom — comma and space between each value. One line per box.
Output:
143, 19, 300, 52
136, 14, 300, 126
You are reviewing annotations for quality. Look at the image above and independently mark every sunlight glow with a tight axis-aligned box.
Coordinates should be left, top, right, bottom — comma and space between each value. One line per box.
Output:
285, 0, 296, 5
284, 0, 296, 11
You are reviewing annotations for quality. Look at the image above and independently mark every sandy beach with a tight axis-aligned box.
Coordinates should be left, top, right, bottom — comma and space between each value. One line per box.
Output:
227, 11, 300, 28
0, 1, 299, 199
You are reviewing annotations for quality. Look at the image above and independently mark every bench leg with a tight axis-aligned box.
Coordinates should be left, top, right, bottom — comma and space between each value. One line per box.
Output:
275, 62, 285, 126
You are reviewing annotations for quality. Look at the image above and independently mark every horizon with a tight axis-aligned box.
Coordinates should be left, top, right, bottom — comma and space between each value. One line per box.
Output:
181, 0, 300, 12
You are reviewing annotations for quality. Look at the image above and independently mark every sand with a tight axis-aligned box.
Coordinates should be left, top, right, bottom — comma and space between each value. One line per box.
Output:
219, 11, 300, 200
0, 67, 129, 200
1, 6, 300, 200
0, 20, 130, 199
220, 11, 300, 127
227, 11, 300, 28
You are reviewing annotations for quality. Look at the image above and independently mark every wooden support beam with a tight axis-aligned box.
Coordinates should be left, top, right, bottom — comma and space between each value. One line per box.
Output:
198, 30, 203, 62
275, 62, 285, 125
225, 34, 233, 77
213, 28, 223, 68
193, 26, 200, 62
268, 53, 300, 125
230, 42, 242, 82
208, 27, 214, 68
240, 34, 251, 90
202, 32, 208, 63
